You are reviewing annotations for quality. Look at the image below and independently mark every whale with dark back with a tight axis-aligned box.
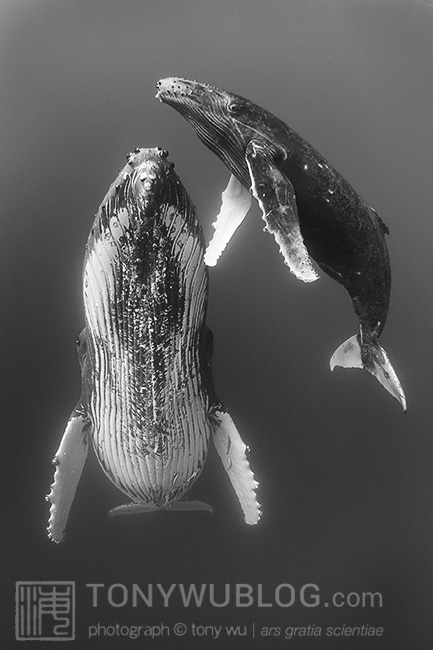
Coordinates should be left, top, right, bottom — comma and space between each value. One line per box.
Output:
156, 78, 406, 411
47, 147, 260, 542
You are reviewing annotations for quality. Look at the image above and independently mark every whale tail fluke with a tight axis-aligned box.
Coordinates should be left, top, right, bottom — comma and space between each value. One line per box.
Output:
330, 334, 407, 411
108, 501, 214, 517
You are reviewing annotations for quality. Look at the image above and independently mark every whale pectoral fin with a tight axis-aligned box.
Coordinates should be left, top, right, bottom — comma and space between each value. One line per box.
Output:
46, 407, 90, 542
330, 334, 407, 411
245, 141, 319, 283
108, 501, 213, 517
204, 174, 253, 266
211, 406, 261, 525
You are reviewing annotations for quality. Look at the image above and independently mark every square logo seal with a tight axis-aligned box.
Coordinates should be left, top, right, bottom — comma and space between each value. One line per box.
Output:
15, 581, 75, 641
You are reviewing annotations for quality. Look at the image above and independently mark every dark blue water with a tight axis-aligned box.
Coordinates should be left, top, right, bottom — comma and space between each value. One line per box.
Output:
2, 1, 433, 648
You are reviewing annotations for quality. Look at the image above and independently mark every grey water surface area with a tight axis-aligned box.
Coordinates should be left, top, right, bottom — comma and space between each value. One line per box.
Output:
2, 1, 432, 648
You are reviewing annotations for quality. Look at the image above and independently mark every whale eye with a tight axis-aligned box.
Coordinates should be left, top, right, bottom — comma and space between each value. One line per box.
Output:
228, 102, 242, 114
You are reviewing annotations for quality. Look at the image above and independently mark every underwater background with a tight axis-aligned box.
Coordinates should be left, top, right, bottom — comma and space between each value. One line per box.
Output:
1, 1, 432, 648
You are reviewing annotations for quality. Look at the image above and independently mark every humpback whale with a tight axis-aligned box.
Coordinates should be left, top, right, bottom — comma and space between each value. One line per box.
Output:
46, 147, 260, 542
156, 78, 406, 411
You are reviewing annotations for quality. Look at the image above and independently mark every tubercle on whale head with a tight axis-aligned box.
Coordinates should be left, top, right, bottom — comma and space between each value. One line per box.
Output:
156, 77, 254, 121
156, 77, 226, 110
125, 146, 169, 167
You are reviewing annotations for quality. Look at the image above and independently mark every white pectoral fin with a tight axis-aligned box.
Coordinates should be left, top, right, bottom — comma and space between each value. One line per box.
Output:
46, 407, 90, 542
204, 174, 253, 266
245, 141, 319, 283
331, 334, 407, 411
212, 407, 261, 525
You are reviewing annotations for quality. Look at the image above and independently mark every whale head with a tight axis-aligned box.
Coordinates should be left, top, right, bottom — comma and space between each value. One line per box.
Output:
156, 77, 286, 187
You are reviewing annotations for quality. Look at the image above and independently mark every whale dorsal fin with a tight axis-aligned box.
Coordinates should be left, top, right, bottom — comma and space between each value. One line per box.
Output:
245, 141, 319, 283
204, 174, 253, 266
